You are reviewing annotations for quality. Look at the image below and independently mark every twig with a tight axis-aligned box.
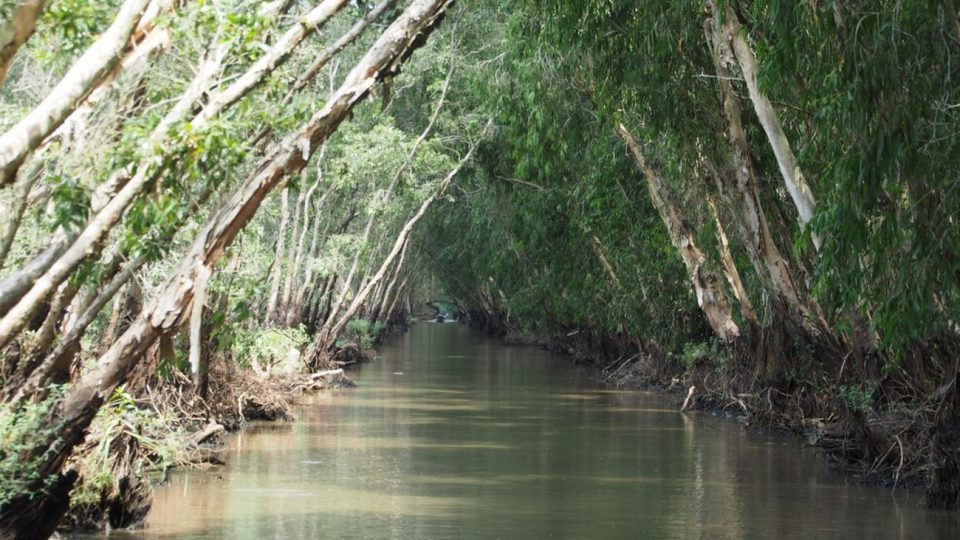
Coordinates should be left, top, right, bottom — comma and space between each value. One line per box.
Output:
603, 353, 640, 382
894, 435, 905, 492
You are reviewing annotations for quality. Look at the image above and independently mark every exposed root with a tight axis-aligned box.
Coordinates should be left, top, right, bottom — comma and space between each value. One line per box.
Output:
605, 344, 948, 497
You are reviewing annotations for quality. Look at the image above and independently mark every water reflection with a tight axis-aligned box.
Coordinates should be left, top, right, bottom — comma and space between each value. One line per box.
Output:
114, 324, 959, 539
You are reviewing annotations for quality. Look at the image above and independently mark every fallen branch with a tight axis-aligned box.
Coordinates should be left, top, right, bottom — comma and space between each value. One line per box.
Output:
310, 368, 344, 380
189, 420, 225, 446
680, 385, 697, 412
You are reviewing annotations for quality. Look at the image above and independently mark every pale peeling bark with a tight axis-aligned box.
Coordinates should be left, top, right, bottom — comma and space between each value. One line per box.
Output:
0, 3, 454, 534
717, 2, 820, 250
265, 187, 291, 325
286, 0, 399, 99
57, 0, 178, 154
705, 4, 827, 333
708, 198, 758, 326
280, 184, 308, 322
617, 124, 740, 341
284, 176, 323, 322
0, 0, 152, 188
0, 0, 47, 88
189, 264, 211, 387
0, 0, 348, 346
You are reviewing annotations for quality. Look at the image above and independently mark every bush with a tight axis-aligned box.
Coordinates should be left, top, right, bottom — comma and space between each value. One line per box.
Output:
341, 319, 385, 350
0, 386, 66, 509
233, 326, 309, 371
840, 382, 878, 414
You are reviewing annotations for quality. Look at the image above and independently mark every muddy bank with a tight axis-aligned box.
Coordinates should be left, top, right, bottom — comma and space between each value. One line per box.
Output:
57, 315, 419, 535
57, 362, 353, 535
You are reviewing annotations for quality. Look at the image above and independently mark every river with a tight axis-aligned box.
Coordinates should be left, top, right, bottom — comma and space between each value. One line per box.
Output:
123, 324, 958, 539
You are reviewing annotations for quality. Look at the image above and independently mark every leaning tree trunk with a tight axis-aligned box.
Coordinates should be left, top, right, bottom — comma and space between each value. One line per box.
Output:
715, 1, 820, 250
0, 0, 152, 188
705, 3, 827, 334
6, 184, 217, 405
617, 124, 740, 341
708, 198, 758, 326
279, 179, 313, 324
0, 155, 43, 269
0, 41, 227, 344
56, 0, 180, 155
371, 236, 410, 323
0, 2, 454, 536
0, 0, 348, 349
290, 182, 337, 323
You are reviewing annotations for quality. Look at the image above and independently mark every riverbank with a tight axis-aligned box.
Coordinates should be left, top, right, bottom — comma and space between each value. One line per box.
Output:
59, 314, 423, 534
57, 358, 355, 534
134, 323, 960, 538
465, 313, 957, 506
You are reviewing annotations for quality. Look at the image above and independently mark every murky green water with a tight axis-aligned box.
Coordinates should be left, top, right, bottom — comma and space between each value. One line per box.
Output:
123, 324, 958, 539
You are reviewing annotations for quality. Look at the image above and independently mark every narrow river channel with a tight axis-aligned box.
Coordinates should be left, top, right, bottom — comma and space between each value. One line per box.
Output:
125, 324, 958, 539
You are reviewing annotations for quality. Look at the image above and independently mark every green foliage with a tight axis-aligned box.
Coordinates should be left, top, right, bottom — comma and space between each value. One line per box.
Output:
47, 173, 92, 231
342, 319, 385, 350
38, 0, 123, 58
840, 382, 878, 414
680, 341, 713, 370
233, 327, 309, 369
0, 386, 66, 508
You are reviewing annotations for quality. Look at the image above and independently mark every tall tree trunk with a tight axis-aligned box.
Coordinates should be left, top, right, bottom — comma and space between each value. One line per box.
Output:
292, 182, 337, 322
0, 0, 47, 88
265, 187, 291, 325
384, 275, 410, 324
372, 237, 410, 323
705, 5, 827, 333
708, 198, 758, 326
0, 0, 152, 188
617, 124, 740, 341
189, 264, 211, 392
0, 3, 454, 534
280, 184, 308, 324
716, 1, 820, 249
